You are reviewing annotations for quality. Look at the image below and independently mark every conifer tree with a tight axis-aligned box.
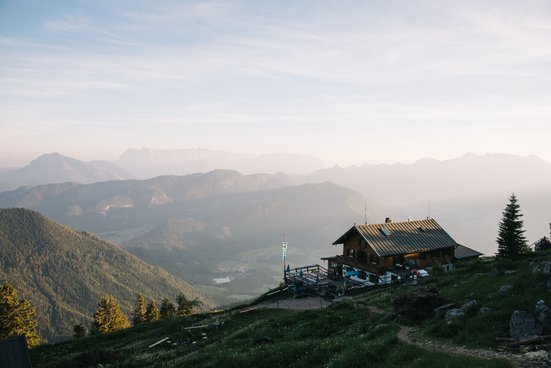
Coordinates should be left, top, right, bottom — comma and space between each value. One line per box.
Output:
73, 323, 86, 338
176, 293, 201, 317
145, 300, 160, 322
0, 282, 40, 348
92, 295, 130, 334
497, 193, 529, 258
159, 297, 176, 319
132, 294, 147, 325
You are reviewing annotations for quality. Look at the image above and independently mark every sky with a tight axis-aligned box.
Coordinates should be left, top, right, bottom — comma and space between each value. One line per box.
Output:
1, 0, 551, 167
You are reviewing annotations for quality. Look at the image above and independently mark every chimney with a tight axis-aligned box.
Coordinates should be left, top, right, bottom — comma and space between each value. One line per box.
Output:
385, 217, 392, 224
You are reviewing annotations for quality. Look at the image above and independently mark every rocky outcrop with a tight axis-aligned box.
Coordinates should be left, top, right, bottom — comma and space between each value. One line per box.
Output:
510, 310, 543, 340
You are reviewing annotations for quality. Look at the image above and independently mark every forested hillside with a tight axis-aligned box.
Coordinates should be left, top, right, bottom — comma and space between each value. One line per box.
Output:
0, 208, 211, 341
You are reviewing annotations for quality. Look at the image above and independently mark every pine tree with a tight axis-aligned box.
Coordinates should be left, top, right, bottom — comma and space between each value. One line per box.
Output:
145, 300, 160, 322
159, 297, 176, 319
176, 293, 201, 317
73, 323, 86, 338
92, 295, 130, 334
0, 282, 40, 348
497, 193, 529, 258
132, 294, 147, 325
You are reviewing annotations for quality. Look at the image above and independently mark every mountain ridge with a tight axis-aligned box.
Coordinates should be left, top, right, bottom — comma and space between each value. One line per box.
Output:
0, 208, 210, 341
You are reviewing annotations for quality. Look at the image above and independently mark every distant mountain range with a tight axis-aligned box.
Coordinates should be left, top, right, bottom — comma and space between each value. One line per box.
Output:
0, 208, 210, 341
297, 153, 551, 254
300, 153, 551, 206
1, 151, 550, 304
117, 148, 326, 178
0, 153, 132, 192
0, 171, 377, 304
0, 149, 326, 192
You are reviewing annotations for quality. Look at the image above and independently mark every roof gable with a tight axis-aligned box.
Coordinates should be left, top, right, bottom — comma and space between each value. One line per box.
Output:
333, 218, 457, 257
455, 243, 483, 259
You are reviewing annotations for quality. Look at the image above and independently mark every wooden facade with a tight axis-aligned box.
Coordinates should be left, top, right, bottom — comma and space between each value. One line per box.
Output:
326, 218, 457, 278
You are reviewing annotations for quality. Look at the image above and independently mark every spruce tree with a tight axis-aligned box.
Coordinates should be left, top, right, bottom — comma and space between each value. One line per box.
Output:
73, 323, 86, 338
159, 297, 176, 319
497, 193, 529, 258
0, 282, 40, 348
145, 300, 160, 322
176, 293, 201, 317
92, 295, 130, 334
132, 294, 147, 325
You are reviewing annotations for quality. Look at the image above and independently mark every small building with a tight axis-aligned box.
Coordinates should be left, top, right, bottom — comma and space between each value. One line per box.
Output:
454, 243, 483, 261
533, 236, 551, 251
323, 218, 458, 282
0, 336, 32, 368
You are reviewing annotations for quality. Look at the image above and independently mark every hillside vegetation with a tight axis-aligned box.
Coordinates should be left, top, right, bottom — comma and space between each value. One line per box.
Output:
0, 208, 210, 341
29, 251, 551, 367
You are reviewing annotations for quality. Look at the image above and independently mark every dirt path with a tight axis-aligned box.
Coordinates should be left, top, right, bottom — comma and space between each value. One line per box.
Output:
397, 326, 549, 368
258, 296, 330, 310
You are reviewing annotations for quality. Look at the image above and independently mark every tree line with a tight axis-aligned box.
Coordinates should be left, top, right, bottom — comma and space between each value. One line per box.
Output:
73, 293, 201, 338
0, 279, 200, 347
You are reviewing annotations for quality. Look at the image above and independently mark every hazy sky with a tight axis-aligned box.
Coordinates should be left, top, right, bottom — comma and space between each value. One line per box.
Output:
1, 0, 551, 166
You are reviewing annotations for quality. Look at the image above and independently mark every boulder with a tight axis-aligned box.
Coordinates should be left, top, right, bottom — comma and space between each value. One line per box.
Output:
445, 308, 466, 324
510, 310, 543, 340
461, 300, 478, 313
535, 300, 551, 330
489, 267, 500, 277
532, 261, 551, 275
434, 303, 455, 314
504, 270, 516, 276
393, 288, 446, 324
500, 284, 513, 293
479, 306, 491, 314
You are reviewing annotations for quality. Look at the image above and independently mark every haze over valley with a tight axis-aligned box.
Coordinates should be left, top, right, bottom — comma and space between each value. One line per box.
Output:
2, 1, 551, 348
1, 149, 550, 309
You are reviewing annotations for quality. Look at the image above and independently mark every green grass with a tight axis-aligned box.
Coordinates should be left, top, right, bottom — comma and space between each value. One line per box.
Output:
30, 299, 511, 368
33, 250, 551, 367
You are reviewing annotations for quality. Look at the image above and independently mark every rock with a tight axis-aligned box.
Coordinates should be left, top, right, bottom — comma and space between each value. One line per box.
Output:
461, 300, 478, 312
473, 273, 485, 279
479, 306, 491, 314
434, 303, 455, 314
533, 261, 551, 275
445, 308, 466, 324
504, 270, 516, 276
489, 267, 500, 277
510, 310, 543, 340
546, 278, 551, 295
535, 300, 551, 330
524, 350, 549, 361
500, 284, 513, 292
393, 288, 446, 324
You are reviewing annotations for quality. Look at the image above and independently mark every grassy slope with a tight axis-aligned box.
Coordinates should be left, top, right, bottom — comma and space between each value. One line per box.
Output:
359, 250, 551, 347
32, 248, 551, 367
30, 275, 517, 368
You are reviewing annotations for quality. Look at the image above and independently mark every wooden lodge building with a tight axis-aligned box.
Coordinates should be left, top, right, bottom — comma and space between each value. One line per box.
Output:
322, 218, 469, 283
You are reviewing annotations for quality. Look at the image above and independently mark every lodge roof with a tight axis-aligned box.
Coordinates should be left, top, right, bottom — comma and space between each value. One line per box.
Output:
455, 243, 483, 259
332, 218, 457, 257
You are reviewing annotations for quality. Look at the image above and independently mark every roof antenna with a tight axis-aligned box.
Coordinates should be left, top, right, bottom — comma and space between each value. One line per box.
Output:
364, 201, 368, 225
427, 200, 431, 219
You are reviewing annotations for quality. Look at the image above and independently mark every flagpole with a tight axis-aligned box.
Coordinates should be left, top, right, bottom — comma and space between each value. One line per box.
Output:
282, 234, 288, 283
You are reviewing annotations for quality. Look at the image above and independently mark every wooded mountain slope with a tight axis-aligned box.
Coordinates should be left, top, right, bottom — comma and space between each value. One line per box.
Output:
0, 208, 210, 341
